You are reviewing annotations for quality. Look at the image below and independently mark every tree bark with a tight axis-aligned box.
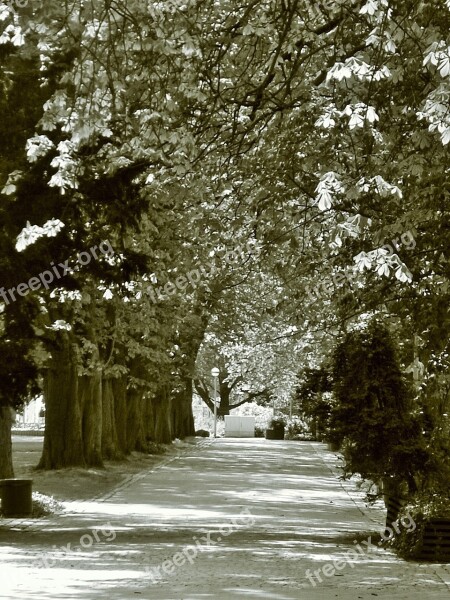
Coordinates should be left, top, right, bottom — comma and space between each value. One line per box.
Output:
79, 372, 104, 467
38, 333, 85, 469
0, 406, 14, 479
102, 378, 121, 459
126, 388, 147, 452
172, 378, 196, 438
153, 385, 173, 444
113, 376, 128, 455
218, 381, 231, 417
144, 394, 156, 443
175, 306, 209, 436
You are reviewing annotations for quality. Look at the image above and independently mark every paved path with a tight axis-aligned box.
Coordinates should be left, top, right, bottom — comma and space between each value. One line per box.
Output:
0, 439, 449, 599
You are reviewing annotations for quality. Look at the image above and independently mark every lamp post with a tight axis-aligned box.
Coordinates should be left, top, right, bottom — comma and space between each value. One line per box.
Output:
211, 367, 220, 438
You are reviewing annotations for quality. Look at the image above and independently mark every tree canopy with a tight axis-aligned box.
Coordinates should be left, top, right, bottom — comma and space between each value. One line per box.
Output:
0, 0, 449, 476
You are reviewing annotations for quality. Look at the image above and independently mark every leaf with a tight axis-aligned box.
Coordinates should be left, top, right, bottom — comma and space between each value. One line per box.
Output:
317, 189, 333, 211
395, 266, 413, 282
349, 113, 365, 129
377, 263, 390, 277
441, 128, 450, 145
366, 106, 379, 123
438, 56, 450, 77
360, 0, 377, 16
1, 183, 16, 195
354, 252, 373, 271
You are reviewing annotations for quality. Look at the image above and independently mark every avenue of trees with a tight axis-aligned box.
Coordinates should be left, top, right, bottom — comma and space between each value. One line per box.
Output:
0, 0, 449, 481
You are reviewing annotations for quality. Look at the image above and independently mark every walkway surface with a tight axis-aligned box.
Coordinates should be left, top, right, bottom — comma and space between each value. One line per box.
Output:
0, 439, 449, 600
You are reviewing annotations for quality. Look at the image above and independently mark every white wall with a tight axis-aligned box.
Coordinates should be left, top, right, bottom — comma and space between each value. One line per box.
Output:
19, 395, 44, 424
224, 416, 255, 438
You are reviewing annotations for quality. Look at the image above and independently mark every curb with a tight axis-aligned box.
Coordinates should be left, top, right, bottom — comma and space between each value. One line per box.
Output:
77, 437, 211, 504
309, 441, 386, 528
310, 441, 450, 592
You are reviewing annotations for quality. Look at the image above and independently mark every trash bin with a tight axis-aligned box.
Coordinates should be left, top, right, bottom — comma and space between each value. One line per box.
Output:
265, 428, 285, 440
0, 479, 33, 517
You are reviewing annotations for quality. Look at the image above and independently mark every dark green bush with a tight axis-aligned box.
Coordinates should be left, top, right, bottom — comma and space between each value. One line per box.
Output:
294, 367, 333, 438
330, 320, 426, 491
254, 426, 265, 438
269, 416, 286, 430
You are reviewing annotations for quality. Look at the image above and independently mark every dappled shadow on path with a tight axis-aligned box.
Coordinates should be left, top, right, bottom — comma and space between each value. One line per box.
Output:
1, 440, 448, 599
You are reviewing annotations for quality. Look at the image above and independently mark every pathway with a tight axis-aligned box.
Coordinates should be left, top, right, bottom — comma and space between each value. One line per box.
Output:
0, 439, 449, 599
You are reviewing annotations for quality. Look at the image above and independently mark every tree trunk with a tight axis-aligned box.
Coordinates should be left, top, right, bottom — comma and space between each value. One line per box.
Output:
153, 385, 173, 444
175, 306, 208, 436
172, 378, 195, 438
126, 388, 148, 452
79, 372, 103, 467
382, 477, 408, 532
0, 406, 14, 479
38, 334, 85, 469
144, 394, 156, 443
113, 377, 128, 455
102, 378, 121, 459
218, 383, 231, 417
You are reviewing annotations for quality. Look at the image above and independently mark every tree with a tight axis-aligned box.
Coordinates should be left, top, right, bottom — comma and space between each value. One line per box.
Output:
295, 366, 333, 439
330, 320, 430, 496
2, 0, 450, 478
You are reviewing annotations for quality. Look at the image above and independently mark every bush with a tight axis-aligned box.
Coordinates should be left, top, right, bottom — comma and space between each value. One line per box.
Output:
390, 492, 450, 558
330, 320, 424, 491
269, 416, 286, 430
195, 429, 210, 437
32, 492, 64, 517
294, 367, 333, 438
285, 416, 309, 439
254, 426, 265, 438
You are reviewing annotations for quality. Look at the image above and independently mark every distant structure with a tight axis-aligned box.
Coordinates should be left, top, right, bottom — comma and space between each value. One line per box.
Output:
17, 395, 45, 426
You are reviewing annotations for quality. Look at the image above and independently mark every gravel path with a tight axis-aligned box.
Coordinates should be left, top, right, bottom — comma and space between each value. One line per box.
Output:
0, 438, 449, 599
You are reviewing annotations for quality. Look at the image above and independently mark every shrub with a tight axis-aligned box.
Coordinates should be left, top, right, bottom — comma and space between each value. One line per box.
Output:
330, 319, 425, 492
285, 416, 309, 439
294, 367, 333, 439
390, 492, 450, 558
32, 492, 64, 517
269, 416, 286, 430
254, 426, 265, 438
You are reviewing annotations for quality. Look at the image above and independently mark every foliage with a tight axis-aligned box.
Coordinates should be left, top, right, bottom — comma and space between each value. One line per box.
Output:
295, 367, 334, 437
233, 402, 273, 430
330, 320, 428, 489
391, 492, 450, 559
269, 415, 286, 430
285, 416, 310, 440
17, 492, 63, 518
195, 272, 300, 417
